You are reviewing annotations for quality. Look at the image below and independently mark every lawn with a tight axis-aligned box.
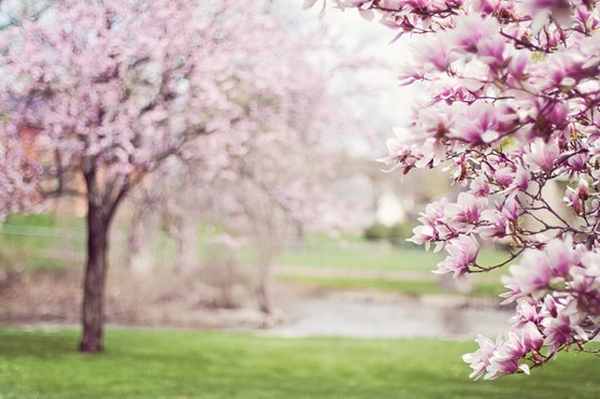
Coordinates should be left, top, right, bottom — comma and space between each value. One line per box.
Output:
278, 236, 509, 273
276, 235, 511, 297
0, 328, 598, 399
0, 214, 514, 298
279, 275, 505, 297
277, 234, 512, 277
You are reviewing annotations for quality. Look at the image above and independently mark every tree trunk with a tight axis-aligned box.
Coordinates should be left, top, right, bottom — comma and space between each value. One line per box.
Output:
79, 202, 111, 353
256, 261, 273, 315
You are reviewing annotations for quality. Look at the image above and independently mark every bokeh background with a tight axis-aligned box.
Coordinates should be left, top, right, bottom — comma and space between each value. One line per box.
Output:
0, 1, 598, 398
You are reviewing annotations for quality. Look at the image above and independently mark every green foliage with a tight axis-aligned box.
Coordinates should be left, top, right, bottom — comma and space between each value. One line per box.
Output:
0, 328, 598, 399
387, 222, 414, 247
362, 222, 416, 247
363, 223, 390, 241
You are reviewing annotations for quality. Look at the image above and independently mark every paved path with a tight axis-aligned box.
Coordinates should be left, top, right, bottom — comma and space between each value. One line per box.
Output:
267, 292, 510, 339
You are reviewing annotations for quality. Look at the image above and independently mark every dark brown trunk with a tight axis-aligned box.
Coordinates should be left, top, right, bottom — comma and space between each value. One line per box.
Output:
79, 202, 111, 353
256, 263, 272, 315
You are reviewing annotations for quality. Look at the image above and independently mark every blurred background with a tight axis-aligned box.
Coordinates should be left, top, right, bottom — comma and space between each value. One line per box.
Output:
0, 1, 510, 337
0, 1, 597, 398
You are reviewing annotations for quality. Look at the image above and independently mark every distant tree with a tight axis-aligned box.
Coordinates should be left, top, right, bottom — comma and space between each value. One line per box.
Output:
0, 0, 311, 352
311, 0, 600, 379
125, 25, 360, 315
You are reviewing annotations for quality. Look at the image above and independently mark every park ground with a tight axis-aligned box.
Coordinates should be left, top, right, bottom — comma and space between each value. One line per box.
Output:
1, 215, 598, 398
0, 328, 599, 399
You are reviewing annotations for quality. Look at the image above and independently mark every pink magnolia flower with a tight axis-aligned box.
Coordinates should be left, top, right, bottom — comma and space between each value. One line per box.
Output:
542, 300, 585, 352
409, 224, 437, 246
501, 195, 520, 221
544, 238, 580, 278
419, 197, 450, 226
417, 105, 455, 141
541, 295, 559, 318
581, 252, 600, 278
520, 321, 544, 352
542, 101, 569, 127
477, 34, 506, 68
470, 177, 491, 197
508, 52, 529, 80
511, 300, 541, 327
410, 198, 453, 247
480, 209, 509, 238
494, 166, 514, 188
451, 15, 499, 53
434, 235, 479, 277
379, 133, 418, 173
568, 267, 600, 305
484, 332, 529, 379
508, 166, 530, 192
566, 152, 588, 173
501, 249, 554, 302
447, 192, 488, 226
452, 103, 502, 144
463, 335, 497, 380
525, 138, 560, 173
563, 179, 589, 215
415, 36, 455, 72
472, 0, 501, 15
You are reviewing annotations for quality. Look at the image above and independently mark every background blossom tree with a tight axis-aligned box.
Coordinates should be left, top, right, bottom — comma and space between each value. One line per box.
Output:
0, 0, 324, 352
122, 21, 366, 315
0, 130, 37, 219
309, 0, 600, 379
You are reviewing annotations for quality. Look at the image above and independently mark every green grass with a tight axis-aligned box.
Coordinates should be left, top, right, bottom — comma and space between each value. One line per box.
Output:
279, 275, 504, 297
278, 236, 509, 273
0, 213, 86, 271
0, 214, 510, 276
0, 214, 513, 298
0, 328, 598, 399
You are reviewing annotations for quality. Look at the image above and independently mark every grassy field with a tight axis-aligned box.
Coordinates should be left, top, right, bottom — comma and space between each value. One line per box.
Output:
0, 214, 513, 298
0, 215, 510, 274
0, 328, 598, 399
278, 235, 509, 273
279, 275, 504, 297
277, 235, 510, 297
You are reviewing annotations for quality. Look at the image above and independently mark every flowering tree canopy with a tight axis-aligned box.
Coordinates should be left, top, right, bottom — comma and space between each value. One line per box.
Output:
0, 0, 329, 352
0, 129, 37, 218
310, 0, 600, 379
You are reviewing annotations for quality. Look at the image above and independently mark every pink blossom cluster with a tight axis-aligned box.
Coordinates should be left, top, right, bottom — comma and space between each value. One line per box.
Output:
0, 0, 308, 195
465, 239, 599, 379
311, 0, 600, 378
0, 130, 38, 218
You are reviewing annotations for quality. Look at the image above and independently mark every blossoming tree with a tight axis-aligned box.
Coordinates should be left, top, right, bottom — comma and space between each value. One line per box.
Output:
309, 0, 600, 379
0, 130, 36, 219
122, 22, 364, 313
0, 0, 308, 352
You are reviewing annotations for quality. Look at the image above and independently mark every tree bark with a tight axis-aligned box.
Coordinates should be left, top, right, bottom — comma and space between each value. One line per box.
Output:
256, 261, 273, 315
79, 201, 111, 353
79, 162, 125, 353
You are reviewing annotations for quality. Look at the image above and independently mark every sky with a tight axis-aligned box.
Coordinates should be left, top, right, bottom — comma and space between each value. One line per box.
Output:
279, 0, 417, 158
